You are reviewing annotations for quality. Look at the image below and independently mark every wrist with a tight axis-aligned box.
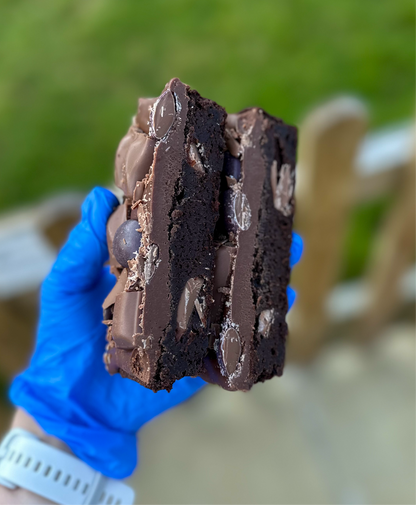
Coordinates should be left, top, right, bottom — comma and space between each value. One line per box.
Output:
0, 410, 62, 504
11, 410, 69, 455
0, 411, 135, 504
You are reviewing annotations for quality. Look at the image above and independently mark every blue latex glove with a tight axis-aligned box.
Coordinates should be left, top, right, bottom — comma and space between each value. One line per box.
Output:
10, 187, 302, 479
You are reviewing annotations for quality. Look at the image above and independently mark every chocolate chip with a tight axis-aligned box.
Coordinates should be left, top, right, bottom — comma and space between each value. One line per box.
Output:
149, 89, 176, 139
113, 220, 143, 268
220, 327, 241, 375
223, 152, 241, 181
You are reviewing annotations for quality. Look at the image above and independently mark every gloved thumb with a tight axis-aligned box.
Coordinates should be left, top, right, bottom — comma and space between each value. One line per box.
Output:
44, 187, 119, 294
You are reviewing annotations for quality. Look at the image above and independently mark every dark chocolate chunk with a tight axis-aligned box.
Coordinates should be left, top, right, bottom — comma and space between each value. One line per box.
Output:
149, 89, 176, 139
113, 220, 142, 268
220, 327, 241, 375
112, 291, 143, 348
223, 188, 252, 235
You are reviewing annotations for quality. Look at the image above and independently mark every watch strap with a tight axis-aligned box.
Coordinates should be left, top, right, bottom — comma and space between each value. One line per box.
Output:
0, 428, 135, 504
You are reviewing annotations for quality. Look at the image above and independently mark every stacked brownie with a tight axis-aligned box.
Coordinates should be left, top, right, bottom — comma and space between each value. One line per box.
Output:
102, 78, 297, 392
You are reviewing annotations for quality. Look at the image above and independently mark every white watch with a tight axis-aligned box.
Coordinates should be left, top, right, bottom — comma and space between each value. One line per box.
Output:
0, 428, 135, 504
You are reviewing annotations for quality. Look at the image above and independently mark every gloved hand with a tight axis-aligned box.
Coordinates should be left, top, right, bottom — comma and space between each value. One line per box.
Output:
9, 187, 302, 480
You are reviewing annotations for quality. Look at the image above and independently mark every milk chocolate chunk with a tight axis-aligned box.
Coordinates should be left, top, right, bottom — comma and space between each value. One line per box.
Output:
113, 220, 142, 268
220, 328, 241, 375
124, 134, 155, 196
112, 291, 143, 348
102, 269, 128, 310
114, 128, 136, 193
149, 89, 176, 139
136, 97, 157, 134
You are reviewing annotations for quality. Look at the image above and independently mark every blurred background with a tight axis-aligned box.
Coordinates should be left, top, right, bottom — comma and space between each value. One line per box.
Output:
0, 1, 414, 503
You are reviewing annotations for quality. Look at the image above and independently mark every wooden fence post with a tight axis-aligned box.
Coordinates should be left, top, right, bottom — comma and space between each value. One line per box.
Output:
287, 97, 368, 361
357, 135, 415, 339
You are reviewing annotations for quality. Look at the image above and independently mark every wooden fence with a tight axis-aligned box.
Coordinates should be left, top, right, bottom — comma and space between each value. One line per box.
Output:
288, 97, 415, 361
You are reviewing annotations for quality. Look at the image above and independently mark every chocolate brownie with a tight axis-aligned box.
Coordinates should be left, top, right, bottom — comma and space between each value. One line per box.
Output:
103, 79, 297, 392
103, 78, 227, 391
200, 109, 297, 390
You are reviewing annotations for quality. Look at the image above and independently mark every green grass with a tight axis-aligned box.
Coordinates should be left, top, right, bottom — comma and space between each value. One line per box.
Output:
0, 0, 414, 277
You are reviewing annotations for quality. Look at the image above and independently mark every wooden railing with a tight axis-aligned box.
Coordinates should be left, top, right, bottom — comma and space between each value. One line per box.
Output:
288, 97, 415, 361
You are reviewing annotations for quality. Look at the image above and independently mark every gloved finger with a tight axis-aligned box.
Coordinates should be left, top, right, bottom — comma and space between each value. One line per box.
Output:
290, 232, 303, 268
287, 286, 296, 310
45, 187, 119, 293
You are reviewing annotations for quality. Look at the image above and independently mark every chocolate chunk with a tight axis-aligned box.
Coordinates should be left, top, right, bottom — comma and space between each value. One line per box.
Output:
102, 269, 128, 310
270, 161, 294, 216
223, 152, 241, 181
136, 97, 157, 134
188, 143, 204, 173
112, 291, 143, 348
149, 90, 176, 139
177, 278, 204, 334
107, 203, 128, 270
220, 327, 241, 375
224, 189, 252, 234
258, 309, 275, 337
144, 243, 160, 283
114, 127, 136, 193
233, 190, 251, 231
113, 220, 143, 268
133, 180, 145, 203
124, 134, 156, 197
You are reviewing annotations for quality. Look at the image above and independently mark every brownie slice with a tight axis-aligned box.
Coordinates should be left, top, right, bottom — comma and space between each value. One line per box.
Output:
103, 78, 226, 391
200, 109, 297, 391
